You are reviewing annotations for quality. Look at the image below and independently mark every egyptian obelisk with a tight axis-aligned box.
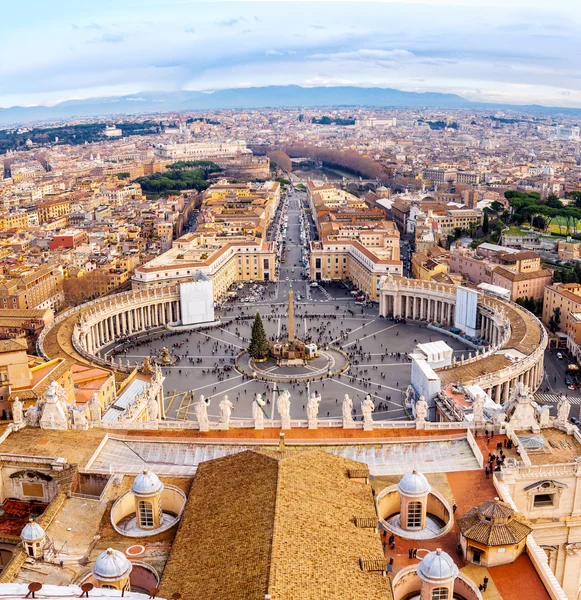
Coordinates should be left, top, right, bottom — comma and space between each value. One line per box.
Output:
288, 285, 295, 343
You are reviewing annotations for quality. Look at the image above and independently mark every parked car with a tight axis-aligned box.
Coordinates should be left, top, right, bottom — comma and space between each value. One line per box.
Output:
557, 352, 564, 359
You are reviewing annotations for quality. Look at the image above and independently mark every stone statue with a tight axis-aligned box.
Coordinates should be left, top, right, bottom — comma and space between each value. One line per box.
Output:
253, 393, 267, 430
12, 397, 23, 425
72, 407, 89, 429
219, 395, 234, 429
415, 396, 428, 424
88, 393, 102, 421
473, 394, 485, 424
142, 357, 155, 375
25, 405, 41, 427
342, 394, 355, 429
194, 395, 211, 432
147, 395, 159, 422
557, 395, 571, 424
277, 389, 291, 430
539, 404, 551, 427
361, 394, 375, 431
306, 392, 320, 429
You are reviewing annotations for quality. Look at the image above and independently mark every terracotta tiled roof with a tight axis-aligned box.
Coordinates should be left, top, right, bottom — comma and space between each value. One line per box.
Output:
457, 500, 531, 547
160, 449, 390, 600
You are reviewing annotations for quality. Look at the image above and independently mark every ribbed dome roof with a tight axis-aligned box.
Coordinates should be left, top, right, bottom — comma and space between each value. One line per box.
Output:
131, 469, 163, 497
93, 548, 132, 582
20, 520, 45, 542
397, 470, 431, 497
417, 548, 458, 584
477, 499, 514, 520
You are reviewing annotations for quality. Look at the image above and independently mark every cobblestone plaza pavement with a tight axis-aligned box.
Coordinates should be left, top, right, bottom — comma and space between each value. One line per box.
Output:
104, 295, 473, 424
102, 191, 475, 425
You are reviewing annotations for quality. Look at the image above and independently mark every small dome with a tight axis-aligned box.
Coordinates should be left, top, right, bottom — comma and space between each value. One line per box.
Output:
93, 548, 133, 582
417, 548, 459, 584
20, 519, 45, 543
398, 470, 431, 498
131, 469, 163, 497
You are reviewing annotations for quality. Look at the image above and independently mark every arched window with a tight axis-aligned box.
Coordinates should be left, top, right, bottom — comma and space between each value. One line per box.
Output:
407, 501, 422, 529
431, 587, 449, 600
138, 500, 154, 528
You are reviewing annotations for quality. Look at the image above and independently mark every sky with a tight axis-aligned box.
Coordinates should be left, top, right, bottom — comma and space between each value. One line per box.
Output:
1, 0, 580, 108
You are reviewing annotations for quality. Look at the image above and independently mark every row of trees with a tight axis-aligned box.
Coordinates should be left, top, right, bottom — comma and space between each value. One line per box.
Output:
282, 144, 385, 180
504, 190, 581, 234
267, 150, 292, 172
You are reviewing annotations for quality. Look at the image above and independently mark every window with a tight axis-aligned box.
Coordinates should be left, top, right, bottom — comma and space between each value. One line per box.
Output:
407, 501, 422, 529
534, 493, 554, 508
432, 588, 449, 600
138, 500, 154, 527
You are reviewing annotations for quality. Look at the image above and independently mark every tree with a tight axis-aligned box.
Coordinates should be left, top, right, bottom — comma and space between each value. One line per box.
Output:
248, 312, 269, 360
483, 211, 489, 234
548, 307, 561, 333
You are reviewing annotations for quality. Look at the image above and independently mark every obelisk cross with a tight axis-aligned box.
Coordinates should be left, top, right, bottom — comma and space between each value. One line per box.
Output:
288, 284, 295, 343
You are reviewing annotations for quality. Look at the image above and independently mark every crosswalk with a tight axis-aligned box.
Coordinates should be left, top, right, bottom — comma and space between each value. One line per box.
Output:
534, 392, 581, 405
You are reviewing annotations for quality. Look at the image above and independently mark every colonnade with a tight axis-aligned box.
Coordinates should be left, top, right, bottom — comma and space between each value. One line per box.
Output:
82, 300, 180, 354
379, 278, 547, 403
381, 292, 455, 325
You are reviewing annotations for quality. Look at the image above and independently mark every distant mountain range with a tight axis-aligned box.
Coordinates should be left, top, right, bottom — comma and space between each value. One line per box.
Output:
1, 85, 580, 126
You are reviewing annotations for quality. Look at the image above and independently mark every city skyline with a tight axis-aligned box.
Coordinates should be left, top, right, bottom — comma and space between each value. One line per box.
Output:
2, 0, 580, 110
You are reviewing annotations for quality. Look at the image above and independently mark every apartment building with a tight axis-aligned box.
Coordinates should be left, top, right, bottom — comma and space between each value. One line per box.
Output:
0, 264, 65, 311
37, 198, 71, 224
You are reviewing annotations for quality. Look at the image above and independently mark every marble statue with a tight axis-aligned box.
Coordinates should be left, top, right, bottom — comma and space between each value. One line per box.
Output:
342, 394, 355, 429
88, 393, 102, 421
219, 395, 234, 429
473, 394, 485, 424
557, 395, 571, 424
25, 405, 41, 427
142, 357, 155, 375
252, 393, 267, 430
361, 394, 375, 431
12, 397, 23, 425
277, 389, 291, 430
415, 396, 428, 423
147, 395, 159, 422
306, 391, 320, 429
539, 404, 551, 427
194, 395, 211, 432
72, 407, 89, 429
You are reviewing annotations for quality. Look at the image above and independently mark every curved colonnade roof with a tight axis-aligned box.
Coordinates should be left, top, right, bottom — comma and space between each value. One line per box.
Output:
436, 296, 543, 386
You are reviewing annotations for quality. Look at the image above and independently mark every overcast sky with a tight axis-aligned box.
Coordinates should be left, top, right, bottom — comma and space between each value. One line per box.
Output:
1, 0, 580, 108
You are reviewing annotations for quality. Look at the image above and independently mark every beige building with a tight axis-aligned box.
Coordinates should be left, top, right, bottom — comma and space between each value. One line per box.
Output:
542, 283, 581, 335
0, 264, 65, 311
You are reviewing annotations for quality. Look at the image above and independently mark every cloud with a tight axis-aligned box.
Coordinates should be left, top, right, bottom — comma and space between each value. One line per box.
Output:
85, 23, 105, 31
184, 27, 195, 34
265, 49, 283, 56
311, 48, 416, 63
87, 33, 126, 45
217, 18, 241, 27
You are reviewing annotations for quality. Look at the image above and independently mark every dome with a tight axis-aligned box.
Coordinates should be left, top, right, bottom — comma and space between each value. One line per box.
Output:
398, 470, 431, 498
417, 548, 459, 584
20, 519, 45, 542
93, 548, 133, 582
131, 469, 163, 497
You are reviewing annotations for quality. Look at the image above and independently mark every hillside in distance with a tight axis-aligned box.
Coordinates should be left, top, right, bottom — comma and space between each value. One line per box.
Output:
1, 85, 580, 125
